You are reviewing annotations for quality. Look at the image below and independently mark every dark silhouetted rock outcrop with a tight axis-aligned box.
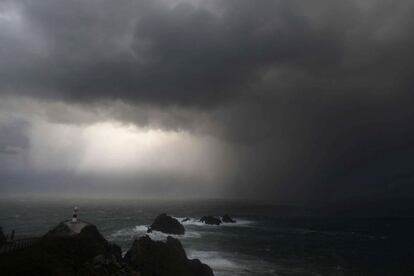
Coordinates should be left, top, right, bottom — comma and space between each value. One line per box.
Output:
0, 222, 132, 275
0, 221, 214, 276
200, 216, 222, 225
148, 213, 185, 235
124, 235, 213, 276
222, 214, 236, 223
189, 258, 214, 276
44, 221, 74, 237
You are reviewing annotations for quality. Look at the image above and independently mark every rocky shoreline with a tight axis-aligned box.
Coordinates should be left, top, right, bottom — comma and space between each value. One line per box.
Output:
0, 213, 236, 275
0, 218, 213, 275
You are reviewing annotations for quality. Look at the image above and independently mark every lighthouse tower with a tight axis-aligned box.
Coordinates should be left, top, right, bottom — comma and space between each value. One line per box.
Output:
71, 206, 79, 223
60, 206, 89, 234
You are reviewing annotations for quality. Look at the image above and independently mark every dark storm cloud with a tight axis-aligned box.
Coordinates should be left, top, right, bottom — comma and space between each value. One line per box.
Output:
0, 0, 345, 106
1, 0, 414, 202
1, 0, 412, 108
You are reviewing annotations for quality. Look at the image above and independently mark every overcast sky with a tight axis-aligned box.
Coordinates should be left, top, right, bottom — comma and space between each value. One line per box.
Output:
1, 0, 414, 203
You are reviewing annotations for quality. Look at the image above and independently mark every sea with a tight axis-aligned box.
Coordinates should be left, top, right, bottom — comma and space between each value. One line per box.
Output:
1, 197, 414, 276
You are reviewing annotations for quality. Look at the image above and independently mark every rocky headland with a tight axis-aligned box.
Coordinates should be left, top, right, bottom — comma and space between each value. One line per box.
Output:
0, 219, 213, 276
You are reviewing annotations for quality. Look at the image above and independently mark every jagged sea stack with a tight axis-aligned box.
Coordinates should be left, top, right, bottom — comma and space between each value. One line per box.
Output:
200, 216, 222, 225
148, 213, 185, 235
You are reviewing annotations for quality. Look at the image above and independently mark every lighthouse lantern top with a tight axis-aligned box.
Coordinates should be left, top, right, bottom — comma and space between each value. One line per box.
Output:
72, 206, 79, 223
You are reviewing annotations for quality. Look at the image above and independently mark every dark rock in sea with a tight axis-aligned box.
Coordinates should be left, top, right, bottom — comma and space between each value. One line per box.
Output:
222, 214, 236, 223
124, 235, 213, 276
149, 213, 185, 235
200, 216, 222, 225
182, 217, 191, 222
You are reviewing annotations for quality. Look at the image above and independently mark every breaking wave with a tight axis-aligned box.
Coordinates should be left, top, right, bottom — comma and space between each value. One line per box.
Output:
174, 217, 255, 227
110, 224, 201, 241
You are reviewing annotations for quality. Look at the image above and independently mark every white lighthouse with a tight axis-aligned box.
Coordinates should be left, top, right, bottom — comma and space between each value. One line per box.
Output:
71, 206, 79, 223
61, 206, 89, 235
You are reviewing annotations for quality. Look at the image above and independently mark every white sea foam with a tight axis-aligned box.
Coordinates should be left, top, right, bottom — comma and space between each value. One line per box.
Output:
174, 217, 207, 227
188, 250, 241, 271
110, 224, 201, 241
110, 227, 136, 239
222, 218, 255, 227
174, 217, 255, 227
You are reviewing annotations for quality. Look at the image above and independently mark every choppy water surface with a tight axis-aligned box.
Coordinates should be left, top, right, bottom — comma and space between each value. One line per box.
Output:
1, 198, 413, 275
